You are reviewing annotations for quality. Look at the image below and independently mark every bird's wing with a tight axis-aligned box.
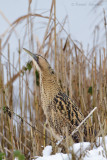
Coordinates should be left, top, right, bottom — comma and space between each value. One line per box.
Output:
53, 92, 84, 127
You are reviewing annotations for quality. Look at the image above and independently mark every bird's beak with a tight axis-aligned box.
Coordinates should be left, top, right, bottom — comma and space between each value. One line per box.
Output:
23, 48, 38, 62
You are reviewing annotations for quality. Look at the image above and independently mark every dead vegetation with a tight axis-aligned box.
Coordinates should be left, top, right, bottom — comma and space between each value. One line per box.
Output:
0, 0, 107, 159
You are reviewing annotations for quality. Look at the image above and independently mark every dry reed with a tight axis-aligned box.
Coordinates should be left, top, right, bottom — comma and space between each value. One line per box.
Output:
0, 0, 107, 159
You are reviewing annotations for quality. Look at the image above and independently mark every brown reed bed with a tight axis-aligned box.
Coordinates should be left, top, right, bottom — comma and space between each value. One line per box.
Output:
0, 0, 107, 159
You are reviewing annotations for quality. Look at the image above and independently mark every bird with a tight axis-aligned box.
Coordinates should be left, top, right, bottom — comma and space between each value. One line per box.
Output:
24, 48, 87, 143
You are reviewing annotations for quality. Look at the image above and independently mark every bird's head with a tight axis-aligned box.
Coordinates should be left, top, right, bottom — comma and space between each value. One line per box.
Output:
23, 48, 55, 76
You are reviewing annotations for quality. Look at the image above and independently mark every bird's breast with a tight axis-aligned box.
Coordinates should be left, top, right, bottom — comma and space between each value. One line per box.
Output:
40, 77, 60, 115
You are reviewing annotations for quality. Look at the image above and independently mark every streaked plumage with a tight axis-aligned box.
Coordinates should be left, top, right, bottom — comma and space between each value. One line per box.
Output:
24, 48, 87, 142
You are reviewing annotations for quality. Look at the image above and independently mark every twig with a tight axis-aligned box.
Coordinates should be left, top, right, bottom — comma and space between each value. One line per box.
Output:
72, 107, 97, 136
1, 106, 98, 147
2, 106, 56, 145
97, 112, 107, 158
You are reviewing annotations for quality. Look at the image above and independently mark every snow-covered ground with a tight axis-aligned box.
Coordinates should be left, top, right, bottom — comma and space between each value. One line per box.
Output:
34, 136, 107, 160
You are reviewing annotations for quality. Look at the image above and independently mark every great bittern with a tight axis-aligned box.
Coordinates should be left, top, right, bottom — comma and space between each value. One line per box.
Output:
24, 48, 87, 142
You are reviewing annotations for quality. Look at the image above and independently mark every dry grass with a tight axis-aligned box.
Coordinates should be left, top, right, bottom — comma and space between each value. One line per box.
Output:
0, 0, 107, 159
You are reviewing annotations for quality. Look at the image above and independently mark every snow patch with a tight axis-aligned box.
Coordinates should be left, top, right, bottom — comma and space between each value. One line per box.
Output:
36, 153, 70, 160
42, 145, 52, 156
35, 136, 107, 160
70, 142, 91, 158
83, 146, 106, 160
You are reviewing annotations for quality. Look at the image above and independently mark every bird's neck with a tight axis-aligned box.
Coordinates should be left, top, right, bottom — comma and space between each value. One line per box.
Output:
40, 72, 61, 106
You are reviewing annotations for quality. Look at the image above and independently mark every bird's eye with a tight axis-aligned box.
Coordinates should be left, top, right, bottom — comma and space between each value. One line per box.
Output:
34, 56, 39, 63
51, 70, 54, 74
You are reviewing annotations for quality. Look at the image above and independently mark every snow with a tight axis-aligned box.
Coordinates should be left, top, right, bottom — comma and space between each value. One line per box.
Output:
70, 142, 91, 157
35, 153, 70, 160
34, 136, 107, 160
42, 146, 52, 157
83, 146, 106, 160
